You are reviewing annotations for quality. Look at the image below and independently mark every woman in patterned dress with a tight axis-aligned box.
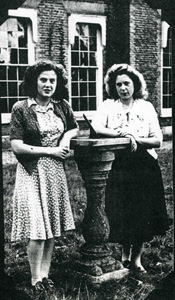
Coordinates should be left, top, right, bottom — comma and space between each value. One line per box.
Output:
10, 60, 79, 294
91, 64, 168, 275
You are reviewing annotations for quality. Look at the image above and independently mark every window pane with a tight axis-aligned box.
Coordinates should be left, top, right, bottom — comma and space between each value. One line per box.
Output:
19, 49, 28, 64
70, 22, 100, 112
0, 48, 9, 64
89, 69, 96, 81
0, 30, 7, 49
72, 83, 78, 96
80, 38, 88, 51
0, 82, 7, 97
18, 20, 27, 48
163, 82, 168, 95
7, 19, 17, 47
163, 96, 168, 108
163, 54, 167, 66
0, 98, 8, 113
169, 96, 172, 107
80, 68, 87, 81
72, 36, 79, 51
9, 82, 17, 96
167, 96, 171, 108
80, 52, 88, 66
90, 37, 96, 51
80, 97, 88, 111
89, 83, 96, 96
80, 83, 87, 96
72, 52, 79, 66
164, 68, 172, 83
8, 66, 17, 80
19, 66, 26, 80
89, 97, 96, 110
169, 54, 172, 66
90, 53, 96, 66
169, 70, 172, 82
9, 98, 17, 112
72, 98, 79, 111
8, 31, 18, 48
0, 66, 6, 80
72, 68, 78, 81
0, 17, 30, 113
89, 25, 97, 37
162, 26, 172, 110
163, 69, 168, 81
10, 49, 18, 64
19, 81, 24, 96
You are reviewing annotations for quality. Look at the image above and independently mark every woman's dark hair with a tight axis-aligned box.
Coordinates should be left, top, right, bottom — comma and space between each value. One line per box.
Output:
104, 64, 148, 100
22, 60, 68, 100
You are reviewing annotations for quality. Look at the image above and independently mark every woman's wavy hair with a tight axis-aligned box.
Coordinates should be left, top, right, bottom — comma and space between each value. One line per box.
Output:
22, 60, 68, 100
104, 64, 148, 100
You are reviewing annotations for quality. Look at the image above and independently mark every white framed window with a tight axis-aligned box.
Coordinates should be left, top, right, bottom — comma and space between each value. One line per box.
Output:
161, 22, 172, 117
0, 8, 37, 123
68, 14, 106, 120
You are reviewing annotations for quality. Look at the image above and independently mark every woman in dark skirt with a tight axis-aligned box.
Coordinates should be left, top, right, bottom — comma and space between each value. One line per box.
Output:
91, 64, 168, 273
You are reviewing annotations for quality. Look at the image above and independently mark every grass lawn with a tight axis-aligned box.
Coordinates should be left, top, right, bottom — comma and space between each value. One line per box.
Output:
2, 141, 174, 299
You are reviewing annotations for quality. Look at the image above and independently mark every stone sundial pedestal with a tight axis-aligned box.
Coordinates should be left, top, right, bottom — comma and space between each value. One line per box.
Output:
70, 137, 131, 284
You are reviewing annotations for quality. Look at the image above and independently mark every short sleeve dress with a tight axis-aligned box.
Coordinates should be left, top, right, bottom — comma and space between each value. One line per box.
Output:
92, 99, 168, 244
11, 99, 75, 241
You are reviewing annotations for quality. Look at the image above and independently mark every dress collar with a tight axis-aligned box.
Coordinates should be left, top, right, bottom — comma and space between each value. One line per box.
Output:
27, 98, 54, 112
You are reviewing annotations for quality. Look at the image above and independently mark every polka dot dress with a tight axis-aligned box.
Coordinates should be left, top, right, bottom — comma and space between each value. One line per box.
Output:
11, 103, 75, 241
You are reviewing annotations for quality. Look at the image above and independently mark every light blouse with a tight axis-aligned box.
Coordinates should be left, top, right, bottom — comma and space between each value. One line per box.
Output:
92, 99, 163, 159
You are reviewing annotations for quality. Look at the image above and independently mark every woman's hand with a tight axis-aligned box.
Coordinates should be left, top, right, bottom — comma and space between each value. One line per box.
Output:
118, 130, 137, 152
59, 138, 70, 152
11, 140, 70, 159
58, 128, 79, 151
128, 135, 137, 152
50, 146, 69, 160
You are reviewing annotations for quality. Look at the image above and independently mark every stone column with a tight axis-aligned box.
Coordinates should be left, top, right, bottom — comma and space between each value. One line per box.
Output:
71, 137, 130, 279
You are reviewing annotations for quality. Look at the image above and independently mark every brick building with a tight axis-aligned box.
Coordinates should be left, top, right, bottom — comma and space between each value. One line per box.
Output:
0, 0, 172, 138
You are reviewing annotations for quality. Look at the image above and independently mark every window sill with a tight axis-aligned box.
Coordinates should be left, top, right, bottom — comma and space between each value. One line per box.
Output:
160, 108, 172, 118
74, 111, 97, 121
1, 114, 11, 124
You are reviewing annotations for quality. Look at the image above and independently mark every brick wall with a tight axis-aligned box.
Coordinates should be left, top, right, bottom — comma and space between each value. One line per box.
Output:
104, 0, 130, 74
36, 0, 68, 68
130, 0, 162, 115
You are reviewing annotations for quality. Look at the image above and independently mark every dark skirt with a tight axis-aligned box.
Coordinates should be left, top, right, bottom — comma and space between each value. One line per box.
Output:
105, 143, 169, 244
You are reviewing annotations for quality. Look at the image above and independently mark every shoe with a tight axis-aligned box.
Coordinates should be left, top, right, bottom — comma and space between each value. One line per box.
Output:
42, 278, 55, 292
130, 265, 148, 281
122, 260, 131, 269
33, 281, 46, 300
42, 278, 57, 300
131, 265, 147, 274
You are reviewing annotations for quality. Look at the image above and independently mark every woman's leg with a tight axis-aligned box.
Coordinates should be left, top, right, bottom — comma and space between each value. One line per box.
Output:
40, 238, 55, 279
122, 241, 131, 262
27, 239, 45, 286
131, 240, 146, 271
